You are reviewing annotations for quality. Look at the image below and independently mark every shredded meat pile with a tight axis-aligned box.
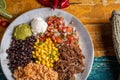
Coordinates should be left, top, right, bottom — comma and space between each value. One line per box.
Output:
53, 44, 85, 80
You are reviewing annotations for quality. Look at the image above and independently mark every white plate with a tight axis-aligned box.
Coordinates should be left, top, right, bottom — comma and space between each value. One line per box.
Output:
0, 8, 94, 80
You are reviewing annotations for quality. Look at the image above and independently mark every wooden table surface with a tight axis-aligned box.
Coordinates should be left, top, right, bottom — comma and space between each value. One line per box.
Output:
0, 0, 119, 57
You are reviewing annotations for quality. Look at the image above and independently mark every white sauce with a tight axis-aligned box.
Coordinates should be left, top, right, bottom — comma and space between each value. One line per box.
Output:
31, 17, 48, 35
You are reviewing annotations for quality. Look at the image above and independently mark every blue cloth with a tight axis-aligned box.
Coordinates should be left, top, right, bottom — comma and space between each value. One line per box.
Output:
87, 56, 120, 80
0, 56, 120, 80
0, 65, 6, 80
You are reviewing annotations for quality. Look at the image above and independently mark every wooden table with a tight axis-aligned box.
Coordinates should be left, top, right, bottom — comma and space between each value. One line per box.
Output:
1, 0, 120, 80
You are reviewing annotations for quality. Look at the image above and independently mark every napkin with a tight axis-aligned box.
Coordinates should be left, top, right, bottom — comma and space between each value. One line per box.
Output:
111, 10, 120, 80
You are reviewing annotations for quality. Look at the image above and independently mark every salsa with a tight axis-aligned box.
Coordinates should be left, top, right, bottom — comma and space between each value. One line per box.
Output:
39, 16, 79, 47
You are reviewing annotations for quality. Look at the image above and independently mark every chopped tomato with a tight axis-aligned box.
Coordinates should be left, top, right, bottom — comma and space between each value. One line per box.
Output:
48, 16, 54, 21
46, 16, 78, 46
74, 33, 79, 39
62, 27, 67, 32
66, 26, 73, 32
57, 27, 62, 31
39, 37, 45, 42
69, 37, 74, 44
56, 37, 62, 43
46, 32, 53, 37
67, 36, 74, 44
48, 27, 54, 31
52, 35, 56, 41
47, 21, 53, 26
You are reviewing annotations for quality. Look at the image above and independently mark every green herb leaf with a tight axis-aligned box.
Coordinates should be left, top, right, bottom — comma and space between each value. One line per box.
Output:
49, 54, 55, 59
38, 41, 43, 45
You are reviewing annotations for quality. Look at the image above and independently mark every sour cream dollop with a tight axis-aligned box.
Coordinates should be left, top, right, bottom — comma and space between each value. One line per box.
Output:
31, 17, 48, 35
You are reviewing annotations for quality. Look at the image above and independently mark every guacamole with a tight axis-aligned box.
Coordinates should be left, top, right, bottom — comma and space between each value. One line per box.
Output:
13, 23, 32, 40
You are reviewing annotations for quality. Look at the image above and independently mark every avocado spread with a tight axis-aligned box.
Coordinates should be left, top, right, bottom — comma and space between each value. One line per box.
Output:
13, 23, 32, 40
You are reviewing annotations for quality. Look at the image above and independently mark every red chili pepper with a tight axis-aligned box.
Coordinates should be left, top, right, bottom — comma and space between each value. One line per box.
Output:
38, 0, 52, 7
0, 18, 9, 28
52, 0, 59, 9
58, 0, 69, 9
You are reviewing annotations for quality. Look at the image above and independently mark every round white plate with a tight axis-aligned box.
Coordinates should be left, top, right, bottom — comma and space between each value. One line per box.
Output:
0, 8, 94, 80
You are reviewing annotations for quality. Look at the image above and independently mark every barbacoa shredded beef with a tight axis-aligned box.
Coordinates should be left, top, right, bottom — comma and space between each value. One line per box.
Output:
53, 44, 85, 80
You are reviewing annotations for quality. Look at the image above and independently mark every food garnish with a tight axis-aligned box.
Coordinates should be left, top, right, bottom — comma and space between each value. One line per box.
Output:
13, 24, 32, 40
45, 16, 78, 46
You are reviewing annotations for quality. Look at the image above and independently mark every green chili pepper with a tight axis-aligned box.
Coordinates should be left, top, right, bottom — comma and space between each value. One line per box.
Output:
0, 9, 12, 19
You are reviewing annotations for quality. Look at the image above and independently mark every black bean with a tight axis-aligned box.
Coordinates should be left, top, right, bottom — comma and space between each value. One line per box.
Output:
6, 36, 36, 72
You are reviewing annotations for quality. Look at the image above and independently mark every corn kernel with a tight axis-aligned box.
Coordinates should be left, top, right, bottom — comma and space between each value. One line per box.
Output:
38, 57, 41, 60
32, 51, 35, 54
54, 57, 59, 61
38, 49, 41, 52
55, 48, 58, 51
46, 63, 50, 67
34, 46, 36, 48
42, 60, 46, 65
46, 57, 49, 60
52, 51, 56, 55
36, 60, 40, 64
33, 55, 36, 58
42, 54, 46, 59
49, 64, 53, 67
36, 52, 39, 57
50, 60, 54, 63
44, 47, 47, 51
32, 38, 59, 68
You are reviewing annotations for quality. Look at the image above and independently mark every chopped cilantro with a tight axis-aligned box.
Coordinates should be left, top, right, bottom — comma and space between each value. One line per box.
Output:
72, 31, 75, 35
38, 41, 43, 45
49, 54, 55, 59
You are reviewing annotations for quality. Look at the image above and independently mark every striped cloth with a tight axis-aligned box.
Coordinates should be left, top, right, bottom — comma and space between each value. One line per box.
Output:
87, 56, 120, 80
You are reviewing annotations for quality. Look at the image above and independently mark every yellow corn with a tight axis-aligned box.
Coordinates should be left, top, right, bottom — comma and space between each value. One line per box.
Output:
35, 52, 39, 57
33, 55, 36, 58
49, 64, 53, 67
32, 38, 59, 68
54, 57, 59, 61
42, 60, 46, 65
35, 60, 40, 64
50, 60, 54, 63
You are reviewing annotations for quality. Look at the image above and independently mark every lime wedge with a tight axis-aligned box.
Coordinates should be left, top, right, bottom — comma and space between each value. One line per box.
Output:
0, 0, 6, 9
0, 9, 12, 19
